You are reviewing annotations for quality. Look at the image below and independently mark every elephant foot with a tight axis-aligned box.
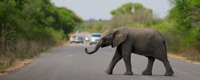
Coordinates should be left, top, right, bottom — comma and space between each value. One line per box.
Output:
104, 69, 112, 75
164, 71, 174, 76
124, 71, 133, 75
142, 70, 152, 76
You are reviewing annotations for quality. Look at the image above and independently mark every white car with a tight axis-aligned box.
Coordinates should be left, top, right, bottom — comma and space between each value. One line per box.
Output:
85, 35, 90, 42
89, 33, 101, 45
75, 36, 84, 43
70, 36, 76, 43
70, 36, 84, 43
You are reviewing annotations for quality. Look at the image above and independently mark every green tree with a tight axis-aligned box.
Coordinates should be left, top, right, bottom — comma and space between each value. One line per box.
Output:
168, 0, 200, 52
0, 0, 83, 71
111, 2, 152, 16
108, 2, 156, 29
56, 7, 82, 34
81, 2, 157, 33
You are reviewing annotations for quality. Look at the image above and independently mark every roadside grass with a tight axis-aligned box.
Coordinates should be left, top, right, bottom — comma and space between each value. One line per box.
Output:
0, 59, 33, 75
0, 38, 66, 74
169, 49, 200, 64
181, 54, 200, 63
169, 54, 200, 65
180, 48, 200, 62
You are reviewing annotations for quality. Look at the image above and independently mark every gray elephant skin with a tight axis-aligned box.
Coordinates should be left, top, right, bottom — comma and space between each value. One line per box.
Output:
85, 27, 174, 76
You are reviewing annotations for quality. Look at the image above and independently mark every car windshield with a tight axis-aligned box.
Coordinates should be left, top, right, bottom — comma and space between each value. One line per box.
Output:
91, 34, 101, 37
77, 37, 83, 40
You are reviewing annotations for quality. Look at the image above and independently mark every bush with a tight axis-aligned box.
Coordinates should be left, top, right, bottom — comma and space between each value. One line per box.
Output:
0, 0, 82, 71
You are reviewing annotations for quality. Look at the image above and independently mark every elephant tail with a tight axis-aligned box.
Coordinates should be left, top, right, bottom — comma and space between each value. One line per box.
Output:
163, 40, 167, 53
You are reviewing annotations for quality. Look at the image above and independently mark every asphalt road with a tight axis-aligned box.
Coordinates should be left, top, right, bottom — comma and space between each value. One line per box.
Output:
0, 44, 200, 80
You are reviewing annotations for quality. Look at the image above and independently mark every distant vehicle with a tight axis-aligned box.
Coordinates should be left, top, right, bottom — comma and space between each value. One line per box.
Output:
75, 36, 84, 43
70, 36, 84, 43
85, 35, 90, 42
70, 36, 76, 43
89, 33, 101, 45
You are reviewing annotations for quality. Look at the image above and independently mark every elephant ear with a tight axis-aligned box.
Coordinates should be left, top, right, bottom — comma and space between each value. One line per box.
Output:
112, 27, 128, 47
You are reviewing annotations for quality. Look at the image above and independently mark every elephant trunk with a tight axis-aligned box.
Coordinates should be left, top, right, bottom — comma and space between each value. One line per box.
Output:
85, 42, 102, 54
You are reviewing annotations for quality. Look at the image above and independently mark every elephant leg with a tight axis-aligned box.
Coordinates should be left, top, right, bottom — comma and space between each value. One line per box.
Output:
161, 58, 174, 76
122, 53, 133, 75
121, 46, 133, 75
142, 56, 155, 75
105, 47, 122, 75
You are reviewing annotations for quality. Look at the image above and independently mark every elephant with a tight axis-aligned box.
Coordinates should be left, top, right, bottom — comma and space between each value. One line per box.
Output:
84, 27, 174, 76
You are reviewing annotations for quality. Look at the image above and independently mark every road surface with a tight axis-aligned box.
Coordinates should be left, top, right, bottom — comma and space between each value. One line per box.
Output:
0, 44, 200, 80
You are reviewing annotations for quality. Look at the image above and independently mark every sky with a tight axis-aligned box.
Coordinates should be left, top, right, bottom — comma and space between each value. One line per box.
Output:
51, 0, 172, 20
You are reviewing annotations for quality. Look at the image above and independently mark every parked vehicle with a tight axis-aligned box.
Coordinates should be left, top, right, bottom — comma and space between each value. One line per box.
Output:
89, 33, 101, 45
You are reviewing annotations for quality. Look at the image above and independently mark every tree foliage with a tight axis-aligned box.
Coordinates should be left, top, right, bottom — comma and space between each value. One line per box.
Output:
0, 0, 82, 71
108, 2, 156, 29
111, 2, 152, 16
82, 2, 157, 33
168, 0, 200, 52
